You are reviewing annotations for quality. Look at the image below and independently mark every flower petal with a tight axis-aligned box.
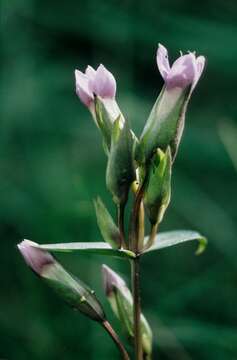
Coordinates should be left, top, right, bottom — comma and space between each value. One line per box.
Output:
75, 69, 94, 106
166, 53, 196, 89
91, 64, 116, 98
156, 43, 171, 81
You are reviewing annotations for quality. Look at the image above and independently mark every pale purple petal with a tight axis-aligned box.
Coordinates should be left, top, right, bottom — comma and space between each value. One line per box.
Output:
91, 64, 116, 99
18, 240, 54, 275
156, 43, 171, 81
75, 69, 94, 107
85, 65, 96, 81
194, 55, 206, 84
166, 53, 196, 89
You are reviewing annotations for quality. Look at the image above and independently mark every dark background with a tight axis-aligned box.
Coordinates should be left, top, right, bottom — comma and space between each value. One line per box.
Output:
1, 0, 237, 359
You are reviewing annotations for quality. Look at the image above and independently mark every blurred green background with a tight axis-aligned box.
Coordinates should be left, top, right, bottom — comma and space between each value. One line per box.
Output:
1, 0, 237, 359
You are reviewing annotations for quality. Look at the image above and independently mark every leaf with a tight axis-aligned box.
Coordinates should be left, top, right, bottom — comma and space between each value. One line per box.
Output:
35, 242, 135, 259
94, 197, 121, 249
143, 230, 207, 255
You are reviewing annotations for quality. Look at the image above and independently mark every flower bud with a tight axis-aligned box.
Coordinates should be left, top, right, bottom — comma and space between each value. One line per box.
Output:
106, 117, 135, 205
75, 65, 125, 151
18, 240, 105, 322
94, 197, 121, 249
75, 64, 116, 107
138, 44, 205, 163
102, 265, 153, 357
144, 147, 172, 225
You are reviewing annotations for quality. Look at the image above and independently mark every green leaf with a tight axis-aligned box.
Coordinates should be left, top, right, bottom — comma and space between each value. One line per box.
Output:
94, 197, 121, 249
36, 242, 135, 259
143, 230, 207, 255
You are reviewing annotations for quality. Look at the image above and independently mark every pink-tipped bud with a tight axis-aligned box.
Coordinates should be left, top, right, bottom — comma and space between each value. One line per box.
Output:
102, 264, 125, 296
17, 240, 54, 275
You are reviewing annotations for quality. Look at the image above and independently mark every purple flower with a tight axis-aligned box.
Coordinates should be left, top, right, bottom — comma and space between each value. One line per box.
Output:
157, 44, 205, 90
18, 240, 54, 275
75, 64, 116, 107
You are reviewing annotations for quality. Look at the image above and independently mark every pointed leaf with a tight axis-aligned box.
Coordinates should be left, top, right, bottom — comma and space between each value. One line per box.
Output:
94, 197, 121, 248
143, 230, 207, 255
35, 242, 135, 259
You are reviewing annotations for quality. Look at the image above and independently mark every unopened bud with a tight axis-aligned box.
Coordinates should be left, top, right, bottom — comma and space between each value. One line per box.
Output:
18, 240, 105, 322
102, 265, 153, 356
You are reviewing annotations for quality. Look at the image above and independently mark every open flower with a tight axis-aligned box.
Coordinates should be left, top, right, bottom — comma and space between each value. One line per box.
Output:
157, 44, 205, 90
75, 64, 116, 108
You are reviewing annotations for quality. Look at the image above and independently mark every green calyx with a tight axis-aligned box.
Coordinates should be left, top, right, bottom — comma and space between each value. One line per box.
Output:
138, 84, 191, 164
106, 117, 136, 205
144, 147, 172, 225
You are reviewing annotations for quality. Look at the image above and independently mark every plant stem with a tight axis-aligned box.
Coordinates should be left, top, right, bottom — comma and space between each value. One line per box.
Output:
102, 320, 130, 360
118, 202, 127, 249
131, 257, 143, 360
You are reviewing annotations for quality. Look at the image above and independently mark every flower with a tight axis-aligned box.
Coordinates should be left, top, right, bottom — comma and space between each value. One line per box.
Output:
157, 43, 205, 90
75, 64, 116, 107
18, 239, 54, 275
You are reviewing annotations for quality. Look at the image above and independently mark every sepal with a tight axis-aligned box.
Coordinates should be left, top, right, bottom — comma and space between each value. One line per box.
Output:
106, 117, 135, 205
144, 147, 172, 225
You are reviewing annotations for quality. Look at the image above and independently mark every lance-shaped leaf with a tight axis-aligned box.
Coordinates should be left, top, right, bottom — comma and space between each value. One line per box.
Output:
34, 241, 135, 259
106, 117, 136, 205
18, 240, 105, 322
94, 197, 121, 249
143, 230, 207, 255
144, 147, 172, 225
102, 265, 153, 357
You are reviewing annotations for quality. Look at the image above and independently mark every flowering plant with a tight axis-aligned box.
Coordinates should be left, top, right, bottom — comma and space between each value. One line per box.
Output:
18, 44, 207, 360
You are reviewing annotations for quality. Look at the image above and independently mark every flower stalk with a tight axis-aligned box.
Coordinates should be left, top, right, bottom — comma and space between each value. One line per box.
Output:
102, 320, 130, 360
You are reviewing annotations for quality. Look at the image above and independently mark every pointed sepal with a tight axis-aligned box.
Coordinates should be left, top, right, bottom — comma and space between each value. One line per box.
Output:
106, 117, 135, 205
144, 147, 172, 225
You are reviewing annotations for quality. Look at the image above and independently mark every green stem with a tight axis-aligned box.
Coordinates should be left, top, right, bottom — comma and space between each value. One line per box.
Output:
102, 320, 130, 360
131, 257, 143, 360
